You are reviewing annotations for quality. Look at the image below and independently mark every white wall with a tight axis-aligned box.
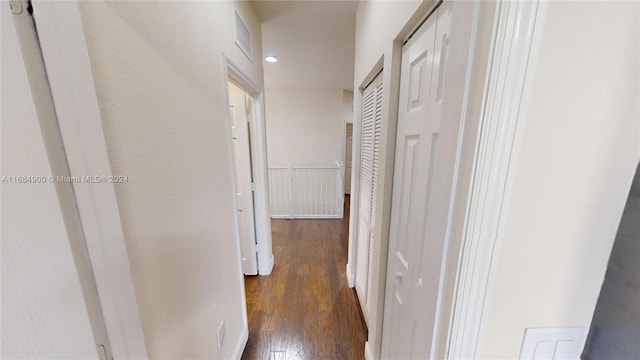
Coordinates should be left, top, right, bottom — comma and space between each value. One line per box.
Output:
349, 1, 436, 357
478, 2, 640, 358
265, 88, 344, 167
1, 6, 97, 358
343, 90, 354, 123
77, 1, 263, 358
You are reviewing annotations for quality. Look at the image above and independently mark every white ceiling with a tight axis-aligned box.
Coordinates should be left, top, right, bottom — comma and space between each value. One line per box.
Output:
251, 0, 358, 90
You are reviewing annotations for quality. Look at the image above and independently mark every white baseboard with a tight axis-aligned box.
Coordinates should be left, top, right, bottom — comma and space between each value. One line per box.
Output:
232, 325, 249, 359
364, 341, 374, 360
346, 263, 355, 288
259, 254, 274, 275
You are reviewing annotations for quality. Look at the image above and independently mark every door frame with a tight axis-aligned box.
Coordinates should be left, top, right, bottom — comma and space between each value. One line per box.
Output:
347, 0, 548, 359
380, 2, 481, 357
31, 2, 148, 358
445, 1, 548, 358
376, 1, 548, 358
227, 81, 259, 275
223, 57, 274, 276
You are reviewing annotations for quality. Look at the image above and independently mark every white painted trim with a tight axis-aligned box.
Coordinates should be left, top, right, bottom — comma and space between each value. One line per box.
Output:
346, 263, 355, 288
429, 2, 481, 358
364, 341, 374, 360
232, 325, 249, 359
31, 2, 147, 358
223, 57, 274, 276
446, 1, 548, 358
253, 92, 274, 275
347, 91, 363, 289
223, 67, 254, 278
222, 58, 252, 338
355, 283, 370, 327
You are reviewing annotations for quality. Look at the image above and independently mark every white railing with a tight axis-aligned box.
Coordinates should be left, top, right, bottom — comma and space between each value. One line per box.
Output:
268, 162, 344, 219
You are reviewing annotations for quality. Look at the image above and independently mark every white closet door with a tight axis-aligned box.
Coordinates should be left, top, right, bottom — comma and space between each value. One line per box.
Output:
2, 6, 99, 357
355, 71, 383, 316
382, 3, 456, 358
367, 79, 383, 304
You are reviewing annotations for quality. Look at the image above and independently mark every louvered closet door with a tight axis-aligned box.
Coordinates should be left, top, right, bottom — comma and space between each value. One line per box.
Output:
355, 71, 383, 317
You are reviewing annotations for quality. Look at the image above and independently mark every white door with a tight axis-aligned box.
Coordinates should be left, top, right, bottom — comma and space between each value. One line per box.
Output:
2, 5, 102, 357
355, 72, 383, 316
345, 124, 353, 194
228, 83, 258, 275
382, 4, 455, 358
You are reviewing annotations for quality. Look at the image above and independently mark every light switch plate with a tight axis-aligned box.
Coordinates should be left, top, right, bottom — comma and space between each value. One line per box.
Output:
519, 327, 583, 360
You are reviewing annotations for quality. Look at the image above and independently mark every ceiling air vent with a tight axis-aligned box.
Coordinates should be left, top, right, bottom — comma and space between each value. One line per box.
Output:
234, 11, 252, 61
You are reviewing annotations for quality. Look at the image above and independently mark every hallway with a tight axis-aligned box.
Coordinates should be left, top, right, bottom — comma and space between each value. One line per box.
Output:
242, 198, 367, 359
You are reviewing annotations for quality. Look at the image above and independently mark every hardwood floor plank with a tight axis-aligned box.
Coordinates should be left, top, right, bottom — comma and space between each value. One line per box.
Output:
242, 196, 367, 360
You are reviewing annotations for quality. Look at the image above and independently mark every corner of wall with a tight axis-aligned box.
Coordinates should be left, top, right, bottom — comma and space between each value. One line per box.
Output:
231, 325, 249, 359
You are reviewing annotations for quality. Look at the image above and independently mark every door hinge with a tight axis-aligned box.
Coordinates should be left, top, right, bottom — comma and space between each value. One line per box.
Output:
251, 182, 256, 191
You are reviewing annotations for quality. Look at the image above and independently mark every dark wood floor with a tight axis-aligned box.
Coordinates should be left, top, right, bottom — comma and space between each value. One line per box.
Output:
242, 196, 367, 360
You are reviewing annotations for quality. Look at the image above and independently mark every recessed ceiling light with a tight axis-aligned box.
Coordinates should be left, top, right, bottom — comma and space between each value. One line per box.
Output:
265, 55, 278, 63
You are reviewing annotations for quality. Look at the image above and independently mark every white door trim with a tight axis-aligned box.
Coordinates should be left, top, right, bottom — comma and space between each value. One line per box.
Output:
446, 1, 547, 358
223, 57, 274, 276
31, 1, 148, 358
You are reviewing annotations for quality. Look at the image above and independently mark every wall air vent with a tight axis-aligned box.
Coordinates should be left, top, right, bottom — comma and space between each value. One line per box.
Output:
234, 11, 252, 61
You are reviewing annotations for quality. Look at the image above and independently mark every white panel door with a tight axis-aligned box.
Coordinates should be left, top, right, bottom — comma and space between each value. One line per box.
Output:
382, 4, 455, 358
228, 85, 258, 275
2, 5, 99, 357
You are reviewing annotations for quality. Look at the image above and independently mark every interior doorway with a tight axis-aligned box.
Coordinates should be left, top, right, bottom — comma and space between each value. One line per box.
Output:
224, 59, 274, 276
345, 123, 353, 195
228, 81, 259, 275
